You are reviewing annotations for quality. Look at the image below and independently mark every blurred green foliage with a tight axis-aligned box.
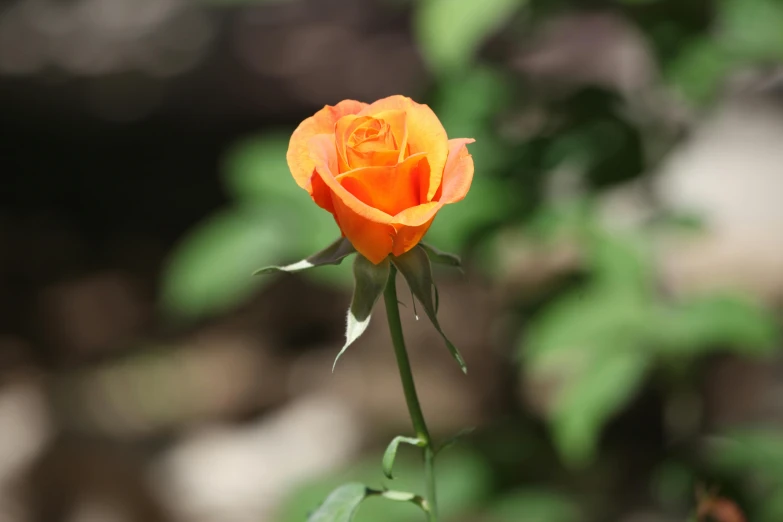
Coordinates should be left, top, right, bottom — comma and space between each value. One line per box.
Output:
161, 132, 348, 318
521, 203, 777, 467
415, 0, 525, 75
707, 429, 783, 522
486, 489, 579, 522
162, 0, 783, 519
280, 449, 492, 522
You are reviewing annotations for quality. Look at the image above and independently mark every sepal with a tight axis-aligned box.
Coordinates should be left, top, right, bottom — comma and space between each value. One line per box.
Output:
254, 237, 355, 275
332, 255, 391, 371
392, 245, 468, 374
420, 242, 462, 270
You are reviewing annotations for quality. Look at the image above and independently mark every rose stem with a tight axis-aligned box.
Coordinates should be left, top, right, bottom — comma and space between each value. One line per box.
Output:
383, 264, 438, 522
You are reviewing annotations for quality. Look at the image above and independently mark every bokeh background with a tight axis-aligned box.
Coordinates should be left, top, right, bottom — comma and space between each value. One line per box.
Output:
2, 0, 783, 521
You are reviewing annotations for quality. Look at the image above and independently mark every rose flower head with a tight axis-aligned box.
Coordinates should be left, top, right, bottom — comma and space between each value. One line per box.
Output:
287, 95, 475, 264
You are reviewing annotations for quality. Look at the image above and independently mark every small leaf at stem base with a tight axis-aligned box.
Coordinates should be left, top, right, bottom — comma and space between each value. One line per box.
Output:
333, 255, 391, 371
382, 436, 425, 479
307, 483, 369, 522
306, 483, 429, 521
378, 489, 428, 512
254, 237, 355, 274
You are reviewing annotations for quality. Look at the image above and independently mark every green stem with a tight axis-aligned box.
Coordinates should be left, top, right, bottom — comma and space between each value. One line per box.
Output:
383, 265, 438, 521
424, 447, 437, 520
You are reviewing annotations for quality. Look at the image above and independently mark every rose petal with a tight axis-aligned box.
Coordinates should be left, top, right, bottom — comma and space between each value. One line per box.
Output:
308, 134, 395, 264
391, 201, 440, 256
337, 110, 407, 171
359, 96, 448, 202
393, 201, 442, 228
389, 139, 475, 256
331, 195, 395, 264
345, 148, 400, 169
288, 100, 367, 193
311, 170, 335, 213
439, 138, 476, 203
335, 114, 373, 173
337, 152, 428, 216
369, 110, 408, 157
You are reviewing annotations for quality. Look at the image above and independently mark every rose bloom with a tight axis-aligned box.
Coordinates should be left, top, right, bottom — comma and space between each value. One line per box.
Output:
287, 95, 475, 264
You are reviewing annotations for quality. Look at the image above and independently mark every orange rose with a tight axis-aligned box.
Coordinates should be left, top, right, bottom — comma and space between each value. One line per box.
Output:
287, 95, 475, 264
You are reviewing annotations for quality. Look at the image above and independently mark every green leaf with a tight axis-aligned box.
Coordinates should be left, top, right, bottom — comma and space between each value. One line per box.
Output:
651, 461, 696, 508
424, 172, 513, 253
708, 429, 783, 522
488, 488, 579, 522
434, 66, 513, 147
305, 485, 428, 521
333, 256, 391, 371
254, 237, 355, 275
653, 294, 778, 356
432, 67, 514, 183
524, 287, 649, 364
420, 243, 463, 269
377, 490, 428, 512
382, 436, 424, 479
523, 283, 652, 466
709, 429, 783, 477
666, 37, 732, 105
222, 133, 294, 202
378, 490, 417, 502
307, 483, 369, 522
161, 209, 288, 319
552, 349, 649, 467
415, 0, 524, 74
222, 133, 343, 263
392, 246, 468, 373
587, 232, 652, 300
280, 448, 491, 522
760, 491, 783, 522
720, 0, 783, 61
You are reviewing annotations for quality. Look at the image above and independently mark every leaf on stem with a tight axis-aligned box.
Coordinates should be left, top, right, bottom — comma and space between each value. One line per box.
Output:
392, 246, 468, 373
306, 483, 429, 521
254, 237, 355, 275
377, 490, 429, 512
333, 255, 391, 371
382, 436, 425, 479
307, 483, 369, 522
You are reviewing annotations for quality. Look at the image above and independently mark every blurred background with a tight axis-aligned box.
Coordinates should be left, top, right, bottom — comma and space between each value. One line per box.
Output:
1, 0, 783, 520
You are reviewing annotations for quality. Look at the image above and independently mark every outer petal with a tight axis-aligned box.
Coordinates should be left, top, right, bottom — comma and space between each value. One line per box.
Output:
439, 138, 475, 203
359, 96, 448, 202
392, 214, 437, 256
331, 196, 395, 264
287, 100, 367, 192
389, 138, 475, 256
337, 152, 428, 216
308, 134, 395, 264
